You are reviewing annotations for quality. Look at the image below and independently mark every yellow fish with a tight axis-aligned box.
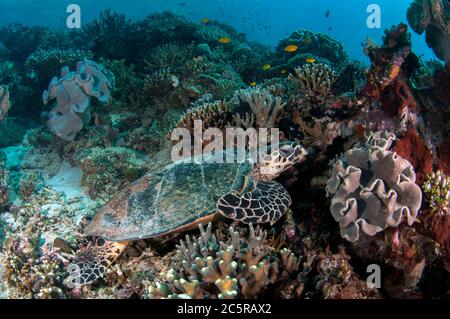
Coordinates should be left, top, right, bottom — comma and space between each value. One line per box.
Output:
249, 82, 257, 87
280, 69, 287, 74
201, 18, 209, 24
305, 57, 316, 63
218, 37, 232, 44
284, 44, 298, 53
262, 64, 271, 71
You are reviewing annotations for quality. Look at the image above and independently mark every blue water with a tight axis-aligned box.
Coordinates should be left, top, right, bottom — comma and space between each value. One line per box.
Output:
0, 0, 435, 62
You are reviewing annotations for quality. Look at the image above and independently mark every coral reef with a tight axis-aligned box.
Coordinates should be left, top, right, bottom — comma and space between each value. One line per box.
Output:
407, 0, 450, 62
326, 131, 422, 242
0, 8, 448, 300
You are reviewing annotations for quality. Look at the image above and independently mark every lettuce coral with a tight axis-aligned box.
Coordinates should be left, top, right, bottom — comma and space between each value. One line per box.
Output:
326, 131, 422, 242
42, 60, 115, 141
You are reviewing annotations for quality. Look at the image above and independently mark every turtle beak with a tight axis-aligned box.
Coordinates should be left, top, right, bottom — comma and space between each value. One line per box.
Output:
292, 144, 308, 162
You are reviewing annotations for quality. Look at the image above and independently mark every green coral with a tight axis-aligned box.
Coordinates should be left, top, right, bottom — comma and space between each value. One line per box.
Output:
146, 223, 301, 299
422, 170, 450, 212
276, 30, 348, 68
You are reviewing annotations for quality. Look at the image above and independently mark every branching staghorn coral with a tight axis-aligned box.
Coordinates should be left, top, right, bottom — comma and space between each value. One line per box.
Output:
288, 63, 338, 102
145, 43, 194, 70
146, 223, 301, 299
170, 99, 228, 135
235, 87, 285, 128
42, 60, 115, 141
4, 217, 68, 299
407, 0, 450, 62
194, 25, 231, 46
0, 85, 11, 122
326, 131, 422, 242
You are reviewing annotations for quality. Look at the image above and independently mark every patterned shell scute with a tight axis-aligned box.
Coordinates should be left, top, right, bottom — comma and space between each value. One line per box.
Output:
84, 158, 242, 241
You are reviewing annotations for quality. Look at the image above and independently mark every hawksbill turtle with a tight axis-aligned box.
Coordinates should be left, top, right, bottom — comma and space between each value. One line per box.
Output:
67, 142, 308, 287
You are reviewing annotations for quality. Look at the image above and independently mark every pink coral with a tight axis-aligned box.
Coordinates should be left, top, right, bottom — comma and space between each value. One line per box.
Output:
43, 60, 115, 141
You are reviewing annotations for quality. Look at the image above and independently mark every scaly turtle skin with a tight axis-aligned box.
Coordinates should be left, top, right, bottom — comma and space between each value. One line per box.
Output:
67, 142, 307, 287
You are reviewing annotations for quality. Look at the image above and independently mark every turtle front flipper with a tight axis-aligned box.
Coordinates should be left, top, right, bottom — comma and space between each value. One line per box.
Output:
66, 239, 129, 287
217, 180, 291, 225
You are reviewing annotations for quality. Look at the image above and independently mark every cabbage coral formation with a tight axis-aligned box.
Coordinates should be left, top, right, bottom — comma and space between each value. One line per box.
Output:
0, 85, 10, 121
326, 131, 422, 242
147, 223, 301, 299
407, 0, 450, 62
42, 60, 115, 141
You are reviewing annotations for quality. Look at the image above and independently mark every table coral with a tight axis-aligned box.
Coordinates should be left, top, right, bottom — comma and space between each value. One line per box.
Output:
25, 48, 93, 85
326, 131, 422, 242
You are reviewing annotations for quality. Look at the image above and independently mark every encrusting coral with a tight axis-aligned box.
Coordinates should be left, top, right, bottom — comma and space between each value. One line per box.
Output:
146, 223, 302, 299
326, 131, 423, 242
43, 60, 115, 141
407, 0, 450, 62
0, 85, 11, 122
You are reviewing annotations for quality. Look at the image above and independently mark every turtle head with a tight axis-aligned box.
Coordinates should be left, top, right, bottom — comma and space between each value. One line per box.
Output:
258, 141, 307, 180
